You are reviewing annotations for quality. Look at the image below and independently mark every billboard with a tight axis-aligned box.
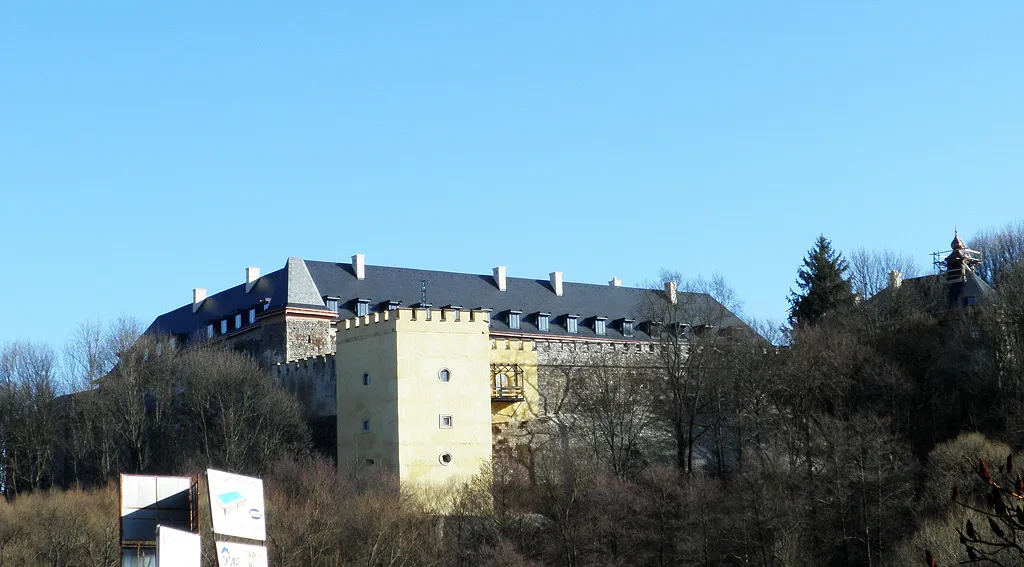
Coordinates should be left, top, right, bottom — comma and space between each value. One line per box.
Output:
215, 541, 268, 567
157, 525, 200, 567
120, 474, 196, 544
206, 470, 266, 541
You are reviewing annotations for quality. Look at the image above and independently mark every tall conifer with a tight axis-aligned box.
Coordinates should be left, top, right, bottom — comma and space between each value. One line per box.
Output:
789, 234, 856, 326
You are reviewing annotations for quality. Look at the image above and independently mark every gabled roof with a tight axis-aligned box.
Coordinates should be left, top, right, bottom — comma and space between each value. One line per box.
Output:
146, 258, 748, 342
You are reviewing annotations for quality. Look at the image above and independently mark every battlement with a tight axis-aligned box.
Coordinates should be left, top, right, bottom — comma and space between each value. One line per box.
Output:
338, 308, 490, 334
273, 353, 336, 374
273, 353, 336, 420
490, 337, 536, 352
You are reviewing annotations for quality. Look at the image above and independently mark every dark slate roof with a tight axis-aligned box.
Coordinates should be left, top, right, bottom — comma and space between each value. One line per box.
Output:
947, 271, 995, 307
872, 271, 996, 309
147, 258, 748, 342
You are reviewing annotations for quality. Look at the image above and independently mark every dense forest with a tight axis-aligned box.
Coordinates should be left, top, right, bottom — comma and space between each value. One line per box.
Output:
3, 222, 1024, 566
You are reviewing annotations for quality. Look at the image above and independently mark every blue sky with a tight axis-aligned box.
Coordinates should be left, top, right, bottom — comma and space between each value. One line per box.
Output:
2, 1, 1023, 350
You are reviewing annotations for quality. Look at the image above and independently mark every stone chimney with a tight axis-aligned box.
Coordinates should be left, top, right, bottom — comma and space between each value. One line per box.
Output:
245, 267, 260, 293
664, 281, 678, 305
888, 270, 903, 289
493, 266, 507, 292
352, 254, 365, 280
550, 271, 563, 297
192, 288, 207, 313
609, 277, 622, 287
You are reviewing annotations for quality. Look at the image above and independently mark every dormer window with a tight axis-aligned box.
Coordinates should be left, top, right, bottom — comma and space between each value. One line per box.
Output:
646, 321, 661, 339
249, 308, 257, 324
325, 296, 340, 313
415, 302, 432, 320
262, 298, 271, 311
356, 298, 371, 317
382, 300, 401, 311
622, 319, 635, 338
566, 315, 579, 334
537, 312, 551, 332
594, 317, 607, 336
207, 324, 214, 339
234, 314, 242, 329
220, 319, 228, 335
508, 310, 522, 330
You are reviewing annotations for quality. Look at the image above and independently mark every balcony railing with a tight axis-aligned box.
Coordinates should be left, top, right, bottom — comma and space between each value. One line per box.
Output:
491, 363, 525, 402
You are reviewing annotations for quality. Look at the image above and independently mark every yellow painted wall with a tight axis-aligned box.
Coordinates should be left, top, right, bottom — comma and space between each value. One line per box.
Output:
488, 338, 539, 425
394, 310, 492, 490
336, 314, 400, 474
336, 309, 492, 497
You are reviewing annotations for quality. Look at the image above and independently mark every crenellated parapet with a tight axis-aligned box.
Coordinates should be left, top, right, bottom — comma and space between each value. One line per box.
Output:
337, 308, 491, 339
273, 353, 337, 420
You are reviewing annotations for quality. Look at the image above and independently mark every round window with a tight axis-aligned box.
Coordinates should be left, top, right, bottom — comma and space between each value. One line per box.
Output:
439, 452, 453, 465
439, 368, 451, 382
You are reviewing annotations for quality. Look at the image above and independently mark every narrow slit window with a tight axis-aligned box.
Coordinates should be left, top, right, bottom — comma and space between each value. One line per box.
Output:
361, 419, 370, 433
362, 373, 371, 386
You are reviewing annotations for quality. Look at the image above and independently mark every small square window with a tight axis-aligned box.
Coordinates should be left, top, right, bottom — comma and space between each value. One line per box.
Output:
537, 313, 550, 332
567, 316, 579, 334
508, 311, 521, 330
248, 308, 256, 324
361, 419, 370, 433
207, 324, 214, 339
234, 314, 242, 329
220, 319, 228, 334
439, 414, 453, 429
362, 373, 371, 386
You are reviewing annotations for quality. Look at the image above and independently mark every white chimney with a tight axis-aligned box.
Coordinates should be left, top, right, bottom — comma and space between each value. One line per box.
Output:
352, 254, 365, 280
192, 288, 207, 313
493, 266, 507, 292
245, 267, 260, 293
888, 270, 903, 289
609, 277, 622, 287
664, 281, 677, 305
550, 271, 563, 297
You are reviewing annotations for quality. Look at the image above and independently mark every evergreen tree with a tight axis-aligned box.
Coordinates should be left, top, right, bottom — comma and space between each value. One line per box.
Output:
789, 234, 856, 326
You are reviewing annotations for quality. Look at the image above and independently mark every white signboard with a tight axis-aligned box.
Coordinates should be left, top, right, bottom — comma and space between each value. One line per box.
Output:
216, 541, 268, 567
120, 474, 193, 543
157, 525, 200, 567
206, 470, 266, 541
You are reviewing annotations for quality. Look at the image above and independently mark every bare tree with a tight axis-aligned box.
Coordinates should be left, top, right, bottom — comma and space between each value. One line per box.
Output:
970, 220, 1024, 285
0, 341, 60, 496
848, 248, 920, 299
570, 352, 659, 479
640, 272, 745, 475
176, 348, 309, 475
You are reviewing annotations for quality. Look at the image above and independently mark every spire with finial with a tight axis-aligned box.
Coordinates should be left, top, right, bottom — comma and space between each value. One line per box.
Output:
938, 228, 981, 283
951, 229, 966, 251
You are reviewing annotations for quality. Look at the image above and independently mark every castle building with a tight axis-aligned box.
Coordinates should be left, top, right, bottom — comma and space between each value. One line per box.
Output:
145, 255, 748, 487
